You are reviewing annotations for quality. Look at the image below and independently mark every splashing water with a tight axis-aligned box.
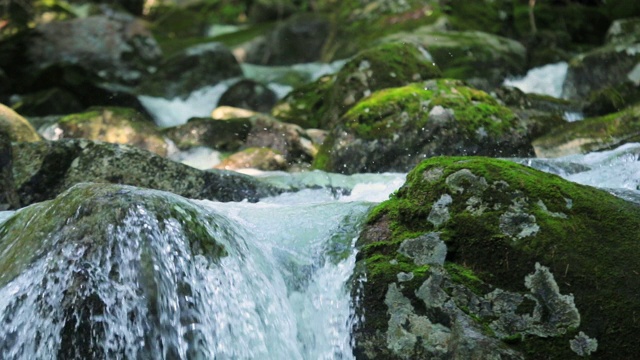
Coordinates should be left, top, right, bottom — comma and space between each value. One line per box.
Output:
0, 174, 405, 360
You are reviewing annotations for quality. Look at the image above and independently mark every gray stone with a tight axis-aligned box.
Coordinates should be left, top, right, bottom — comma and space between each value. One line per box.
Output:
427, 194, 452, 228
397, 233, 447, 266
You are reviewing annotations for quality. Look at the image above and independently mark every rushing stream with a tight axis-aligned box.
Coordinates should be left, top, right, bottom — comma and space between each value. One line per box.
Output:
2, 60, 640, 359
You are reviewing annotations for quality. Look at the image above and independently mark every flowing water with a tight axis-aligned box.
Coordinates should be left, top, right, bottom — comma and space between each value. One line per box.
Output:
2, 61, 640, 359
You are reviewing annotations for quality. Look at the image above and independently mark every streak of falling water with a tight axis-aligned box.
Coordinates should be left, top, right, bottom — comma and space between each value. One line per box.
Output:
0, 173, 406, 360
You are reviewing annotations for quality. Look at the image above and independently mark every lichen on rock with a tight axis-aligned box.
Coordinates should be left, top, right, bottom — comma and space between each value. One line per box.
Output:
353, 156, 640, 359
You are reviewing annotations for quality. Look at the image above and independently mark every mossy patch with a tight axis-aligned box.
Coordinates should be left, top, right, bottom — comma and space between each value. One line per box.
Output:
532, 104, 640, 158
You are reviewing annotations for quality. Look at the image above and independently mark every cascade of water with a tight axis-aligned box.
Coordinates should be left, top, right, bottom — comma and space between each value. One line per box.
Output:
0, 175, 405, 359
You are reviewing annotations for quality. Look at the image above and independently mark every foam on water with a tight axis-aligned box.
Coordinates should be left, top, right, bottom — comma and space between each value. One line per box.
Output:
168, 146, 222, 170
503, 62, 568, 98
138, 80, 236, 128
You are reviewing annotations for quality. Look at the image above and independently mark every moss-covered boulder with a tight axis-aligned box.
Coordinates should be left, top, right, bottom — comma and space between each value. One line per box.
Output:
163, 117, 254, 151
138, 42, 242, 99
215, 147, 287, 171
0, 182, 230, 358
381, 28, 526, 88
0, 130, 18, 210
353, 156, 640, 359
0, 103, 41, 142
532, 104, 640, 158
10, 139, 278, 207
271, 42, 441, 129
48, 107, 171, 156
315, 79, 542, 174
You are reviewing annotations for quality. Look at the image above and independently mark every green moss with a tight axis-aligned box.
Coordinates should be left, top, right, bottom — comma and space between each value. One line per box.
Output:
533, 104, 640, 156
271, 75, 335, 129
359, 156, 640, 358
340, 79, 519, 141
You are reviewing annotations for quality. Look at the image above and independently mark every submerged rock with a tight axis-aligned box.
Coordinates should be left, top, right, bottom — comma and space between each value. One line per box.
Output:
532, 104, 640, 158
353, 156, 640, 359
10, 139, 278, 206
315, 79, 543, 174
0, 183, 231, 358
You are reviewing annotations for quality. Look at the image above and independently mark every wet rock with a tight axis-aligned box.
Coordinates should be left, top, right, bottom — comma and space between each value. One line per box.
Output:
0, 182, 229, 358
532, 104, 640, 158
315, 79, 543, 174
163, 117, 253, 151
243, 115, 316, 166
562, 19, 640, 101
214, 147, 287, 171
605, 17, 640, 46
245, 12, 330, 65
218, 79, 277, 113
42, 107, 172, 156
582, 81, 640, 116
354, 156, 640, 359
11, 139, 278, 206
0, 103, 41, 142
271, 42, 441, 130
138, 42, 242, 99
0, 129, 19, 209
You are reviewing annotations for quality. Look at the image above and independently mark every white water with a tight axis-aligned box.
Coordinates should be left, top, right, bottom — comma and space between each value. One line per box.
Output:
0, 174, 404, 360
139, 60, 346, 128
503, 62, 568, 98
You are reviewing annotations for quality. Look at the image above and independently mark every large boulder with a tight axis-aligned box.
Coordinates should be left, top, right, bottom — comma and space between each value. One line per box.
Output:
43, 107, 172, 156
381, 29, 527, 88
10, 139, 278, 206
0, 182, 230, 358
0, 103, 41, 142
138, 42, 242, 99
271, 42, 442, 130
26, 13, 161, 85
532, 104, 640, 158
353, 156, 640, 359
314, 79, 542, 174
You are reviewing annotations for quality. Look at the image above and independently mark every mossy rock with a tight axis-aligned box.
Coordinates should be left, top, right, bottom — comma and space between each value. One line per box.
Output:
381, 28, 526, 88
271, 42, 441, 130
163, 117, 253, 151
54, 106, 170, 156
0, 103, 41, 142
0, 182, 230, 358
353, 156, 640, 359
321, 0, 443, 61
314, 79, 538, 174
562, 34, 640, 101
583, 81, 640, 116
10, 139, 279, 207
605, 17, 640, 45
532, 104, 640, 158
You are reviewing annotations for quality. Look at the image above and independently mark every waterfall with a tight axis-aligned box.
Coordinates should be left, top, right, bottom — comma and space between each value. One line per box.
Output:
0, 175, 405, 360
